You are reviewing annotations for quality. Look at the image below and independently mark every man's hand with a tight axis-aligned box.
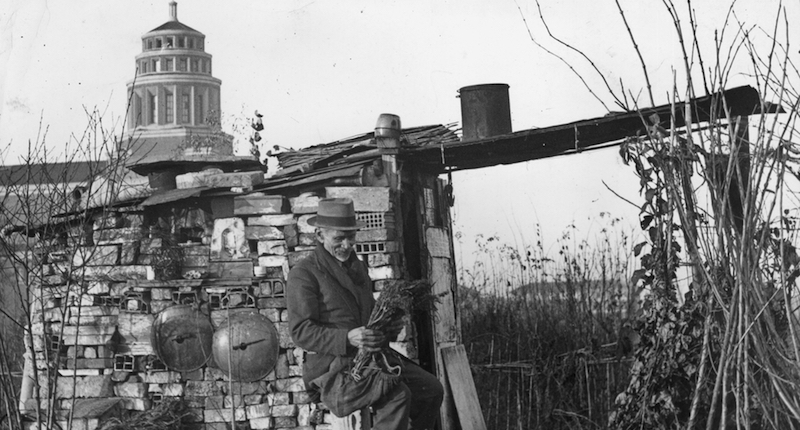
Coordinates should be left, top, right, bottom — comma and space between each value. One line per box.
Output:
348, 327, 386, 353
383, 318, 404, 341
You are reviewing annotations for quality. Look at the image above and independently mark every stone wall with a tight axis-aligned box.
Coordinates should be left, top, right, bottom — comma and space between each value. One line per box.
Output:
27, 185, 408, 430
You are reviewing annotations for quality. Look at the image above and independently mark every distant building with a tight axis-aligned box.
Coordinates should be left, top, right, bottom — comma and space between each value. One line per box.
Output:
123, 1, 230, 164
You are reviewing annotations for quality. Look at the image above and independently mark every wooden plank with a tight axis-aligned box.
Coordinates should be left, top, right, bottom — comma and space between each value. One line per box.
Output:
425, 228, 451, 258
436, 341, 458, 430
441, 345, 487, 430
430, 257, 458, 343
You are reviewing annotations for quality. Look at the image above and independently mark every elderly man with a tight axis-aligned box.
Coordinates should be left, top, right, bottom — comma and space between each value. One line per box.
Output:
287, 197, 443, 429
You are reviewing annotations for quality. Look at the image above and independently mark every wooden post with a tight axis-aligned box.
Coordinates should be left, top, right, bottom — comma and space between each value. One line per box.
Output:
730, 116, 749, 233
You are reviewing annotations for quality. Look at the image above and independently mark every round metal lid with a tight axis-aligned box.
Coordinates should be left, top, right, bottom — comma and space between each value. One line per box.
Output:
151, 305, 214, 372
212, 311, 280, 382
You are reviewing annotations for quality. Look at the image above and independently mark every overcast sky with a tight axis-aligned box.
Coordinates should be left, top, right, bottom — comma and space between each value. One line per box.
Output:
1, 0, 796, 273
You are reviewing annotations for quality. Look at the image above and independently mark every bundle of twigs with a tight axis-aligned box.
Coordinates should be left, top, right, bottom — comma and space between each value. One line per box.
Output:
99, 398, 191, 430
351, 280, 439, 379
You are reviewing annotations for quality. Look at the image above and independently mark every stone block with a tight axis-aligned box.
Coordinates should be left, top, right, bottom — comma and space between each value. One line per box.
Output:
368, 265, 400, 280
289, 194, 320, 214
257, 240, 287, 256
208, 261, 254, 278
256, 297, 286, 309
175, 168, 222, 189
61, 334, 114, 346
273, 377, 304, 392
274, 354, 290, 379
206, 171, 264, 189
71, 375, 114, 398
296, 214, 315, 233
249, 417, 274, 429
297, 404, 314, 426
234, 194, 286, 215
246, 402, 272, 419
67, 315, 117, 326
272, 404, 297, 417
223, 381, 268, 396
204, 407, 246, 423
247, 213, 295, 226
81, 265, 150, 281
61, 324, 116, 336
298, 233, 316, 246
86, 281, 111, 295
72, 245, 120, 267
258, 255, 288, 268
117, 313, 154, 345
246, 226, 284, 241
325, 186, 391, 212
183, 255, 209, 266
273, 416, 297, 428
162, 383, 184, 396
183, 244, 211, 256
93, 227, 142, 245
64, 358, 114, 369
186, 380, 224, 397
292, 391, 316, 404
270, 392, 290, 405
141, 371, 179, 384
114, 382, 147, 398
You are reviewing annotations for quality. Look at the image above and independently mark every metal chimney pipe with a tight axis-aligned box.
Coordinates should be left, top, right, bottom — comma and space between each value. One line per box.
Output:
458, 83, 512, 141
375, 113, 401, 150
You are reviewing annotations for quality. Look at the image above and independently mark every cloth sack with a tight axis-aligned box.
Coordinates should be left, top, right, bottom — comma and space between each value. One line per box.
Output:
312, 352, 404, 417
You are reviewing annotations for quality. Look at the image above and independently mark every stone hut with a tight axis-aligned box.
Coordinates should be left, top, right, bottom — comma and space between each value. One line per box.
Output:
16, 114, 464, 430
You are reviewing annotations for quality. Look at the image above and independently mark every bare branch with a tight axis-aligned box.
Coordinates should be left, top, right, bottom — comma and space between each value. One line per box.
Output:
513, 0, 617, 111
613, 0, 655, 107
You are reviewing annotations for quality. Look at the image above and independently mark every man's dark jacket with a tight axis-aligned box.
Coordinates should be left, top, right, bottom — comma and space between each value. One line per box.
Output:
287, 243, 375, 387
